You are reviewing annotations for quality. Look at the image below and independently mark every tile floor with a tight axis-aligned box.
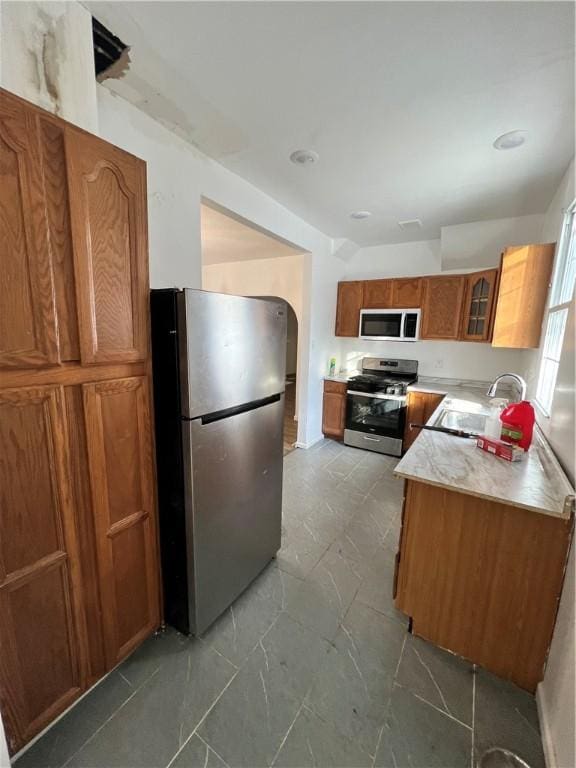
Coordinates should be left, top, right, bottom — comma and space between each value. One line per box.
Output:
16, 441, 546, 768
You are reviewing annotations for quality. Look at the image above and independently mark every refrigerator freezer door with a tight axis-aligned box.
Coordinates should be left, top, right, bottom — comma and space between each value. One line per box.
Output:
183, 395, 284, 635
179, 290, 287, 419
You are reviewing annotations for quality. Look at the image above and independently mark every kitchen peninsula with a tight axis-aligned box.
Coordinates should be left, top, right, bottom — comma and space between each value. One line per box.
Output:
393, 384, 574, 692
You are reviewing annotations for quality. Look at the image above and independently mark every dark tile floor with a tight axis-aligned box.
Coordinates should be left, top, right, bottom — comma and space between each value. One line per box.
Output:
16, 441, 546, 768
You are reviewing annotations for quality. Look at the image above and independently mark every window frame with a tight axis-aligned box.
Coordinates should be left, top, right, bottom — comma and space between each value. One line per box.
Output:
535, 199, 576, 417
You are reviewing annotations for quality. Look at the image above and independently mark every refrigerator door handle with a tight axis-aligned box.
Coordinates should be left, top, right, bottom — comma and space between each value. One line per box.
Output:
182, 393, 282, 425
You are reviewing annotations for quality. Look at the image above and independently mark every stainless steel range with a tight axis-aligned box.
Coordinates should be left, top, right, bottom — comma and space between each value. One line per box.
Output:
344, 357, 418, 457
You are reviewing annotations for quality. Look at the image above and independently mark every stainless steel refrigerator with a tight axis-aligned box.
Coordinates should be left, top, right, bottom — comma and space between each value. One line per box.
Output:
150, 288, 286, 635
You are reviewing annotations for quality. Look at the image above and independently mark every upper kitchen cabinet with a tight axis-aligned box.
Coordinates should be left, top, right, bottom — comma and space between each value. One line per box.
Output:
420, 276, 466, 339
0, 90, 60, 369
460, 269, 499, 342
335, 281, 364, 336
492, 244, 555, 349
66, 130, 149, 365
390, 277, 422, 308
362, 279, 391, 308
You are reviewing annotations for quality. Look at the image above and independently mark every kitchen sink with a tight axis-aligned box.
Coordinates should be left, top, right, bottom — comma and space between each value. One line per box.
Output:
434, 408, 488, 435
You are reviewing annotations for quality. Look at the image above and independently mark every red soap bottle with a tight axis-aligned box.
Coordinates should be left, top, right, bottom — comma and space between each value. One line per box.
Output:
499, 401, 535, 450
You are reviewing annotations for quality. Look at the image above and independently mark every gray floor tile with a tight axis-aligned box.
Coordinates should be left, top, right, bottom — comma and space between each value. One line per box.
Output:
276, 527, 329, 579
354, 544, 406, 625
201, 586, 281, 667
375, 684, 472, 768
202, 562, 302, 668
305, 601, 405, 755
67, 639, 236, 768
170, 735, 228, 768
286, 547, 362, 641
396, 634, 474, 726
474, 668, 545, 768
198, 624, 313, 767
119, 626, 194, 688
273, 706, 373, 768
15, 672, 133, 768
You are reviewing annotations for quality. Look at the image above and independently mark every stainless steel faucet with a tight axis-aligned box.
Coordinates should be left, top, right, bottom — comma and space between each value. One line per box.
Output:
487, 373, 527, 401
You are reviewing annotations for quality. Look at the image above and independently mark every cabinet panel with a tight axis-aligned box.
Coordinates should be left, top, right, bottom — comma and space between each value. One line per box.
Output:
66, 130, 149, 364
322, 388, 346, 439
460, 269, 499, 342
404, 391, 444, 450
0, 91, 59, 369
83, 377, 160, 667
39, 118, 80, 361
396, 480, 572, 692
362, 280, 392, 309
421, 276, 466, 339
492, 244, 555, 349
335, 281, 364, 337
0, 386, 86, 752
390, 278, 422, 308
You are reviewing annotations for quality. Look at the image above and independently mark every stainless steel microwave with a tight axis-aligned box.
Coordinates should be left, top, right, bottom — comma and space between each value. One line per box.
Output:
359, 309, 421, 341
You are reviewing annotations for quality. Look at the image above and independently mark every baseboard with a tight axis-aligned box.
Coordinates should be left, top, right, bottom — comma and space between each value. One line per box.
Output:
536, 684, 556, 768
294, 434, 324, 450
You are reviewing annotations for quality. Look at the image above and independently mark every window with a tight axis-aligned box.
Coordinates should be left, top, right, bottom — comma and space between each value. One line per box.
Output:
535, 201, 576, 415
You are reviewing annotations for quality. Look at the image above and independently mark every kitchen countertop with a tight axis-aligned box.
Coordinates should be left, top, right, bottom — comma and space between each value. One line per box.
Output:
395, 380, 575, 519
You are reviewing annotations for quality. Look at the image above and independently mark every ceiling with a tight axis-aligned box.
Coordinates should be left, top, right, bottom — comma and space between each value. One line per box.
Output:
201, 203, 305, 264
86, 1, 575, 246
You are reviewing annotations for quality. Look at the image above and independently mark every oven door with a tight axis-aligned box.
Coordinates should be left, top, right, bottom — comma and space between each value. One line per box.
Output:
359, 310, 403, 340
345, 391, 406, 438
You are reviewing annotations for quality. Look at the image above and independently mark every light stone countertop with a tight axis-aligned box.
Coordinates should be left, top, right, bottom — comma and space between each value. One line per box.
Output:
395, 379, 575, 519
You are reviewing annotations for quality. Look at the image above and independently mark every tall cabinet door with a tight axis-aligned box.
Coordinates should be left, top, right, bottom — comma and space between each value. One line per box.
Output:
65, 130, 149, 365
0, 386, 87, 753
83, 377, 160, 667
0, 91, 59, 368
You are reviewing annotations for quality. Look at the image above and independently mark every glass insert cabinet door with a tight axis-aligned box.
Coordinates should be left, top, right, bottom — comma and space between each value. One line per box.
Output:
462, 270, 498, 341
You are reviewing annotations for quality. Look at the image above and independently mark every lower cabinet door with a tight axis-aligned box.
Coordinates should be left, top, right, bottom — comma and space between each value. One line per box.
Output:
0, 386, 87, 753
83, 376, 160, 667
322, 391, 346, 439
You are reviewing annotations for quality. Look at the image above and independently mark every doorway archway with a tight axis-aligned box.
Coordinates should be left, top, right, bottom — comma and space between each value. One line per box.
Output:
256, 297, 298, 454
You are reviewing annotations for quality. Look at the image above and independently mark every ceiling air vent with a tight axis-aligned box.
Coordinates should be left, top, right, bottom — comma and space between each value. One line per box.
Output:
92, 17, 130, 81
398, 219, 423, 231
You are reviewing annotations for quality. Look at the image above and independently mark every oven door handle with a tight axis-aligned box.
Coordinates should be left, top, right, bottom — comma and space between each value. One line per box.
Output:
346, 390, 407, 402
362, 435, 382, 442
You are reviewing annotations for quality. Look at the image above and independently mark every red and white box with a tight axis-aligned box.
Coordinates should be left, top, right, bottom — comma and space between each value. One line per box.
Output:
476, 436, 525, 462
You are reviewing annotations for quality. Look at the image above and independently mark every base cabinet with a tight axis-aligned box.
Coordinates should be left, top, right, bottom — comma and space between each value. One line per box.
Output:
322, 381, 347, 439
0, 88, 160, 754
404, 391, 445, 450
395, 480, 573, 692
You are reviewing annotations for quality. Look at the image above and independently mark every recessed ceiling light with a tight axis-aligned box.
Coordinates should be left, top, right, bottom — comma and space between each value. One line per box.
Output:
289, 149, 319, 165
493, 130, 527, 151
350, 210, 372, 220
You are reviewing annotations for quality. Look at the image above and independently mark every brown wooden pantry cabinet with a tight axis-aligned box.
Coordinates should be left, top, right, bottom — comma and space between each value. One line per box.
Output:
0, 89, 161, 754
334, 248, 554, 347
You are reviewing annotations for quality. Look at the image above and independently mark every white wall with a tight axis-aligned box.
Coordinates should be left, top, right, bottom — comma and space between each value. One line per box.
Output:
0, 0, 98, 132
441, 213, 545, 271
343, 239, 442, 279
339, 338, 526, 382
523, 160, 575, 768
202, 254, 308, 440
